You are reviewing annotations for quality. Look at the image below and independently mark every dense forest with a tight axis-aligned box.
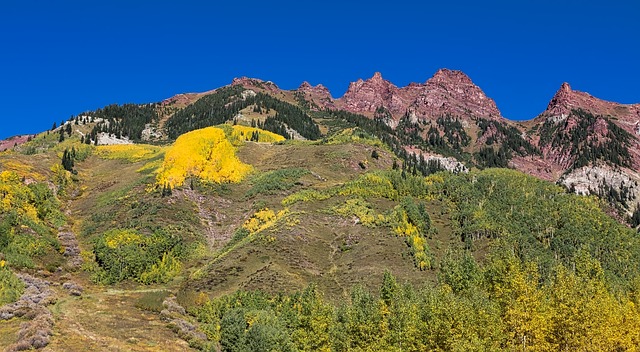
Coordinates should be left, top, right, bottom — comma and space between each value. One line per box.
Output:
81, 103, 159, 142
165, 87, 320, 140
473, 118, 540, 168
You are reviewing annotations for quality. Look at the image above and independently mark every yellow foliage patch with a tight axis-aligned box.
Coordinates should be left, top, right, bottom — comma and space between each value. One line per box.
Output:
96, 144, 165, 163
332, 198, 387, 228
104, 229, 144, 249
282, 189, 332, 206
156, 127, 252, 188
0, 171, 39, 223
230, 125, 285, 143
242, 208, 289, 234
1, 160, 45, 181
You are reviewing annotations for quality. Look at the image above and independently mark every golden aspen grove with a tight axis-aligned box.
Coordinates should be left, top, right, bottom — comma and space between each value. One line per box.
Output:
156, 127, 254, 188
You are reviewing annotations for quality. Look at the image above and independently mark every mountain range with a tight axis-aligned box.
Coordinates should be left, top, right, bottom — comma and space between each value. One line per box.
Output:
1, 68, 640, 350
155, 69, 640, 219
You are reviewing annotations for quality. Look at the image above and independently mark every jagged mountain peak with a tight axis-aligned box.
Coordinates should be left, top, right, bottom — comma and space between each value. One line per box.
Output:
336, 69, 502, 121
297, 81, 330, 93
370, 71, 385, 82
428, 68, 474, 85
542, 82, 640, 128
296, 80, 335, 110
298, 81, 312, 89
338, 72, 402, 115
559, 81, 572, 92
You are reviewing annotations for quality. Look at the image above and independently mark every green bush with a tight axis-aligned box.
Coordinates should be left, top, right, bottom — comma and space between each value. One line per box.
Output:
92, 228, 183, 284
0, 265, 24, 305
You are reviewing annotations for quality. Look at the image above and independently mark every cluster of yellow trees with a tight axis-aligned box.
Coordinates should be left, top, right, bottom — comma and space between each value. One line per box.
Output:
229, 125, 285, 144
156, 127, 253, 188
95, 144, 164, 162
0, 171, 39, 221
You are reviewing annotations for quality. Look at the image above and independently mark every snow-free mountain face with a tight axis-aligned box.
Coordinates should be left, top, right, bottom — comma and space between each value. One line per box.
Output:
336, 69, 502, 123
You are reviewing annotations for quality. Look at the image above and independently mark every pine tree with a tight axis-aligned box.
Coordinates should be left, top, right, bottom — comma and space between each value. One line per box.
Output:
61, 148, 74, 171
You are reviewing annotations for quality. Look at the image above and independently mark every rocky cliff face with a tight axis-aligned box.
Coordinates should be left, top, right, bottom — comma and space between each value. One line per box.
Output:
0, 135, 34, 152
231, 77, 282, 93
296, 81, 335, 110
336, 69, 503, 123
559, 166, 640, 216
409, 69, 502, 121
529, 83, 640, 169
338, 72, 407, 116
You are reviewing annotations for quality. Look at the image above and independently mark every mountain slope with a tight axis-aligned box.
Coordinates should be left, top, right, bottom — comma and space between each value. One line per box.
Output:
2, 69, 640, 350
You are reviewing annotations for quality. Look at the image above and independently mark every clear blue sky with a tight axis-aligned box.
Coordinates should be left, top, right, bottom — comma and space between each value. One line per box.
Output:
1, 0, 639, 139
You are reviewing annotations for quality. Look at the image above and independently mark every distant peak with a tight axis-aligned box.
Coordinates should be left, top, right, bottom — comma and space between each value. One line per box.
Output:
231, 76, 261, 84
298, 81, 312, 89
560, 82, 572, 92
549, 82, 574, 105
369, 71, 386, 82
429, 68, 472, 84
231, 76, 279, 90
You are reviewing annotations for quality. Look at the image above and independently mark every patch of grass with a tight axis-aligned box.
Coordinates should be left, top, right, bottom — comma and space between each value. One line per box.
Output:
135, 290, 171, 312
245, 168, 309, 198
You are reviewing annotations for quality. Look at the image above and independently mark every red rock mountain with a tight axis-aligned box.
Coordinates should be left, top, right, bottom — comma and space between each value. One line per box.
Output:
540, 82, 640, 136
296, 81, 335, 110
335, 69, 503, 122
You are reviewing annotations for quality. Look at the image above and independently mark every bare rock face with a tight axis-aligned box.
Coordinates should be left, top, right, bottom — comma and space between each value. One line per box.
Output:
525, 83, 640, 175
424, 155, 469, 174
296, 81, 335, 110
96, 132, 133, 145
409, 69, 502, 120
0, 135, 34, 152
336, 69, 503, 123
338, 72, 408, 116
559, 165, 640, 216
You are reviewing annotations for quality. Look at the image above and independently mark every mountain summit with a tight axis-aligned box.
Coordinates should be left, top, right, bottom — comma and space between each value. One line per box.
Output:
336, 69, 503, 123
542, 82, 640, 134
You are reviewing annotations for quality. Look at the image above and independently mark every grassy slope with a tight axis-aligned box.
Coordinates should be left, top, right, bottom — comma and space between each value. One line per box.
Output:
2, 130, 436, 349
180, 140, 458, 303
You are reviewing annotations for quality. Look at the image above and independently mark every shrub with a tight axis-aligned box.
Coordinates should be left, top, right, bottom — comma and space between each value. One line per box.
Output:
92, 228, 182, 284
0, 263, 24, 305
